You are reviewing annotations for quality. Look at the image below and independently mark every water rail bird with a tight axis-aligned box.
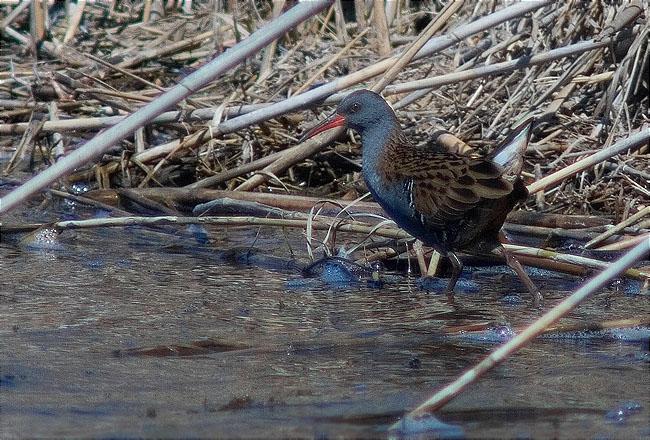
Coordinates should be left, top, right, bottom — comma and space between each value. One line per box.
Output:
301, 89, 541, 304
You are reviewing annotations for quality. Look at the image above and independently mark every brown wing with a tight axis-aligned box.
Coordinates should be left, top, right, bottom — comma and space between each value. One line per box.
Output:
393, 150, 514, 227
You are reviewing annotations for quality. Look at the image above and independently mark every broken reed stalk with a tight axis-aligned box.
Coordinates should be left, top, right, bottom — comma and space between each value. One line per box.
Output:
384, 35, 635, 95
506, 244, 649, 281
0, 103, 274, 135
585, 206, 650, 249
62, 0, 85, 43
0, 0, 333, 216
598, 233, 650, 252
235, 127, 344, 191
90, 187, 384, 213
185, 144, 309, 190
371, 0, 391, 56
527, 128, 650, 194
391, 237, 650, 427
256, 0, 287, 84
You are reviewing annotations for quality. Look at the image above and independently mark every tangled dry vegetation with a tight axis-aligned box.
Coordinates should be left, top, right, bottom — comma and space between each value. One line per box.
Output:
0, 1, 648, 259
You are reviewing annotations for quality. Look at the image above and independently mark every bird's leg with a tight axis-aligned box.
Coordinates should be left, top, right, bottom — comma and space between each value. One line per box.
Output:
497, 231, 542, 306
445, 252, 463, 294
502, 249, 543, 306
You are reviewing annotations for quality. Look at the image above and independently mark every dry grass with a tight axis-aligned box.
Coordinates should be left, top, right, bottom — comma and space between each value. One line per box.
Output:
1, 0, 648, 241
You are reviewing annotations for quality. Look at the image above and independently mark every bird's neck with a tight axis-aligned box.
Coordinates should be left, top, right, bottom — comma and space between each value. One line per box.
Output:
360, 121, 402, 173
359, 121, 406, 200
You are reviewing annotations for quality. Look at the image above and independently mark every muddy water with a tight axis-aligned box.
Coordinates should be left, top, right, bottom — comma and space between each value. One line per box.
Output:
0, 204, 648, 438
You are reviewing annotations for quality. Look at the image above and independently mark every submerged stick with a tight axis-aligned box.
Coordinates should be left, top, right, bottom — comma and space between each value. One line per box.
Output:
0, 0, 333, 216
0, 215, 410, 240
392, 237, 649, 425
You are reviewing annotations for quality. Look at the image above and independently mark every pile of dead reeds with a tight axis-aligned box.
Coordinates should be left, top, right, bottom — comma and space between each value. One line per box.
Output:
0, 2, 648, 239
0, 1, 646, 212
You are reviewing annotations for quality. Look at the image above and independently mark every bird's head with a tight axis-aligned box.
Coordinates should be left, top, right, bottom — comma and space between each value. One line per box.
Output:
300, 90, 396, 142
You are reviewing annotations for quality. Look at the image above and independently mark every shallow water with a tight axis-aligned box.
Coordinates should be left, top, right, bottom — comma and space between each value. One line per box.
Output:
0, 202, 648, 438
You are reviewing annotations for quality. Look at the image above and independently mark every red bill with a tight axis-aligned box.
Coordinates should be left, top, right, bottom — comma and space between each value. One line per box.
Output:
299, 113, 346, 143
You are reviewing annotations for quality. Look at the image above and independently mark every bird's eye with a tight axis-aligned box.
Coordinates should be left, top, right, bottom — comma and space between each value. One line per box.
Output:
350, 102, 360, 113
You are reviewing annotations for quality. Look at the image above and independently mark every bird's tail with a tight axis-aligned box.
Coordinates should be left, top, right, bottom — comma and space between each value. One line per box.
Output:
488, 118, 534, 179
